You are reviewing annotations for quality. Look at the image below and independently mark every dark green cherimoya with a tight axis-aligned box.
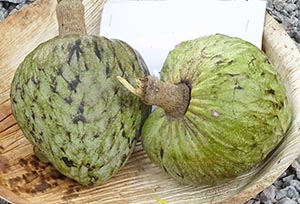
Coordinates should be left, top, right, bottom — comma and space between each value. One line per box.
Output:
118, 34, 292, 186
10, 0, 150, 186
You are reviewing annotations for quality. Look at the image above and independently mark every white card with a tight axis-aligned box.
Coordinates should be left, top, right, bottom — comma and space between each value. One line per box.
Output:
100, 0, 267, 76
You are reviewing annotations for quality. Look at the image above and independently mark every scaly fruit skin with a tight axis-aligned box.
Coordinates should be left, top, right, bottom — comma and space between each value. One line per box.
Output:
142, 34, 292, 186
10, 35, 150, 186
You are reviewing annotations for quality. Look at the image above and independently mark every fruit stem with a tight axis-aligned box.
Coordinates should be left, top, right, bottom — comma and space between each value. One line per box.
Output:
117, 76, 190, 119
56, 0, 87, 36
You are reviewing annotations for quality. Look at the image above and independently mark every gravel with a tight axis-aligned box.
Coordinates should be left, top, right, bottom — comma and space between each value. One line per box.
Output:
0, 0, 34, 21
0, 197, 10, 204
267, 0, 300, 49
0, 0, 299, 204
248, 157, 300, 204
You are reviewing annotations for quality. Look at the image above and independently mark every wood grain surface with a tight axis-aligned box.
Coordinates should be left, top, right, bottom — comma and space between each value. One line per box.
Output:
1, 0, 300, 203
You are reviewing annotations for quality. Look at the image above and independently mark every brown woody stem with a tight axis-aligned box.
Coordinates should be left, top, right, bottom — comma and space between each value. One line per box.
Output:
117, 76, 190, 119
56, 0, 87, 36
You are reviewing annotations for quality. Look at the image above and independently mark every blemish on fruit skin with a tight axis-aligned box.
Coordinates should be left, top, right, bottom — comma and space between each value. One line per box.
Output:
88, 176, 99, 186
31, 112, 36, 120
57, 67, 63, 76
66, 131, 71, 141
64, 96, 73, 104
85, 163, 95, 171
41, 114, 46, 120
20, 87, 25, 99
234, 80, 244, 90
211, 109, 220, 118
114, 86, 119, 95
67, 39, 82, 65
77, 101, 84, 114
72, 115, 86, 124
68, 75, 81, 92
248, 55, 256, 67
266, 89, 275, 95
84, 63, 89, 71
273, 100, 284, 110
50, 75, 58, 93
12, 97, 18, 104
62, 157, 76, 167
227, 59, 234, 65
215, 60, 224, 66
32, 95, 38, 103
105, 65, 110, 77
120, 122, 125, 130
228, 73, 240, 77
60, 147, 66, 153
93, 133, 100, 138
211, 54, 222, 59
31, 76, 40, 86
110, 44, 126, 77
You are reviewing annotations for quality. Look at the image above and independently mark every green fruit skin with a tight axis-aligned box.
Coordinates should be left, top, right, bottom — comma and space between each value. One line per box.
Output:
142, 34, 292, 186
10, 35, 150, 186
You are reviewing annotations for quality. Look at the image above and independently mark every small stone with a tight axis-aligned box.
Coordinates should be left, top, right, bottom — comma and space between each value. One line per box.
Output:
0, 9, 8, 21
282, 175, 295, 185
273, 0, 286, 11
258, 185, 276, 202
275, 179, 284, 189
276, 190, 287, 200
278, 197, 298, 204
0, 198, 11, 204
292, 31, 300, 44
289, 180, 300, 192
8, 8, 18, 15
2, 0, 26, 4
276, 186, 299, 200
288, 16, 299, 26
296, 171, 300, 180
271, 10, 284, 22
285, 3, 298, 13
286, 186, 299, 200
15, 2, 25, 9
7, 3, 16, 12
